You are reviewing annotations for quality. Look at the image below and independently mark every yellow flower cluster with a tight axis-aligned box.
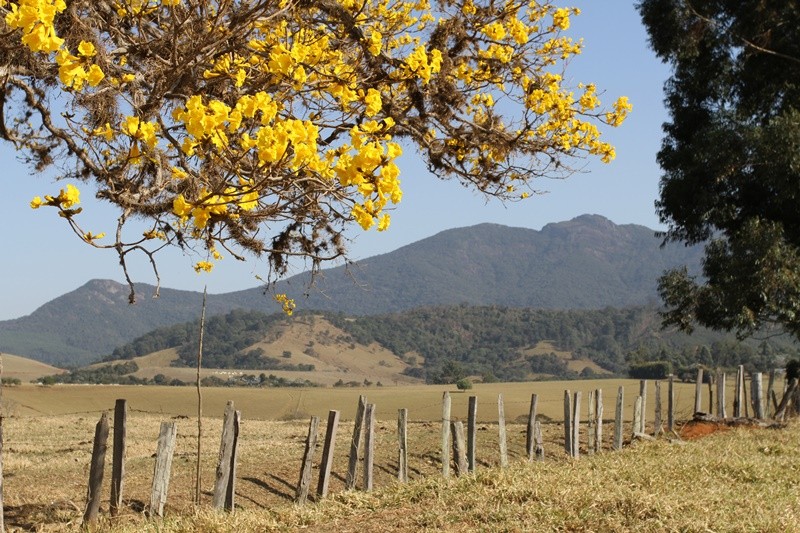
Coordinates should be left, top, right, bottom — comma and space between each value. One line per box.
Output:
30, 183, 80, 210
172, 181, 259, 229
273, 293, 296, 316
56, 42, 105, 90
4, 0, 65, 53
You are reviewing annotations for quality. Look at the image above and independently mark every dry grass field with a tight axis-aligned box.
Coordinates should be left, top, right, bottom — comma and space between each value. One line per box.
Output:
0, 354, 64, 383
0, 378, 795, 531
1, 379, 707, 423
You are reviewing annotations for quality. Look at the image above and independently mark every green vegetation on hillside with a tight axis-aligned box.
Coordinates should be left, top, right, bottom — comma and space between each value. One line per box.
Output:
107, 306, 798, 384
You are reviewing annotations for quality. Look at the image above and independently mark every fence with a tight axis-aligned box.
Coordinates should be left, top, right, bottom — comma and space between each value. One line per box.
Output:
2, 373, 798, 528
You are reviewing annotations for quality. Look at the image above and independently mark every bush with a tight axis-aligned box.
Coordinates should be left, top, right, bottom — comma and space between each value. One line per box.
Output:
628, 361, 672, 380
456, 378, 473, 390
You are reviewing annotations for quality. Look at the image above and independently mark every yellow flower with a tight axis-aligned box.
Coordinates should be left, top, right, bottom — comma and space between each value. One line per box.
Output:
59, 184, 80, 208
83, 231, 106, 241
30, 196, 43, 209
193, 261, 214, 273
364, 88, 382, 117
77, 40, 96, 57
273, 293, 296, 316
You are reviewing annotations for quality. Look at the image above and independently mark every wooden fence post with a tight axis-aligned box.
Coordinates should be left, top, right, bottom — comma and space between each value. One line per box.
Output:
734, 366, 744, 417
752, 373, 764, 420
149, 421, 177, 518
587, 390, 595, 454
498, 394, 508, 467
614, 386, 624, 451
441, 392, 451, 477
716, 372, 726, 418
775, 378, 798, 420
363, 403, 376, 492
345, 395, 366, 490
296, 416, 320, 504
397, 408, 408, 482
212, 401, 236, 510
594, 389, 603, 453
632, 396, 642, 439
653, 381, 662, 437
766, 370, 776, 418
225, 411, 240, 512
83, 412, 109, 527
668, 375, 675, 433
110, 399, 127, 516
467, 396, 477, 473
563, 390, 572, 455
317, 410, 340, 499
534, 421, 544, 460
639, 380, 647, 434
694, 368, 704, 414
526, 393, 538, 462
571, 391, 581, 459
451, 421, 468, 476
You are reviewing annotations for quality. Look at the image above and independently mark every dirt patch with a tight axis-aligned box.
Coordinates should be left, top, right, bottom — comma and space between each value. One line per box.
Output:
679, 420, 732, 440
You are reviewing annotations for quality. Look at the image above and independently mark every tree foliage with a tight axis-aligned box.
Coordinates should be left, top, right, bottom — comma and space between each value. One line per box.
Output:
1, 0, 629, 298
638, 0, 800, 338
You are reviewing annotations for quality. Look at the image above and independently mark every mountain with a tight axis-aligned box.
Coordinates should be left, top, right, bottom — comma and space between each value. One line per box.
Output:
0, 215, 704, 365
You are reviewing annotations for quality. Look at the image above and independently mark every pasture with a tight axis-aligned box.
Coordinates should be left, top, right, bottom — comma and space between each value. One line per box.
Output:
0, 378, 793, 531
1, 378, 704, 422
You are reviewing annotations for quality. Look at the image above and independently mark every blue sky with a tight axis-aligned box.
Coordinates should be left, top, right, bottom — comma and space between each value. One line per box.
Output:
0, 2, 671, 321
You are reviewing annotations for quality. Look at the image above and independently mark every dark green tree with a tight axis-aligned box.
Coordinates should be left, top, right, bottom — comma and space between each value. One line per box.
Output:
638, 1, 800, 338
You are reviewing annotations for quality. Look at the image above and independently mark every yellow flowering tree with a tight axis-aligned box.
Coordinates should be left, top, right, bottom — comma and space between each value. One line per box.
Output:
1, 0, 630, 301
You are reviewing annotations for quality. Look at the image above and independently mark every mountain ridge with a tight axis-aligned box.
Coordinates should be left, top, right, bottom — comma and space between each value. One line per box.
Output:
0, 215, 703, 365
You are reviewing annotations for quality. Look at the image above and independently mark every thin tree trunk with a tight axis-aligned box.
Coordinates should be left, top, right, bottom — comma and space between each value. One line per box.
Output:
195, 287, 207, 506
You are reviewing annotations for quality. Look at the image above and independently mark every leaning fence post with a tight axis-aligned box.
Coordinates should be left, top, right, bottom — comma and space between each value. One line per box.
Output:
224, 411, 240, 512
363, 403, 376, 491
83, 412, 110, 527
441, 391, 451, 477
563, 390, 572, 455
110, 399, 127, 516
766, 370, 776, 418
149, 421, 177, 518
345, 395, 366, 490
451, 421, 468, 476
632, 396, 643, 439
296, 416, 320, 504
467, 396, 477, 473
317, 410, 340, 499
571, 391, 581, 459
614, 386, 624, 450
498, 394, 508, 467
212, 401, 236, 510
397, 408, 408, 483
526, 393, 538, 462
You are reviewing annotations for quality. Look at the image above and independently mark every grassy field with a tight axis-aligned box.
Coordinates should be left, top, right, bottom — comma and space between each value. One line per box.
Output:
1, 379, 708, 423
0, 353, 64, 382
0, 402, 796, 531
0, 379, 793, 530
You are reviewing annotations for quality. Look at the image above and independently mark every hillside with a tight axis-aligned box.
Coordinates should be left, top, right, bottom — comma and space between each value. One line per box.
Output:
86, 306, 795, 386
0, 215, 706, 365
0, 353, 64, 382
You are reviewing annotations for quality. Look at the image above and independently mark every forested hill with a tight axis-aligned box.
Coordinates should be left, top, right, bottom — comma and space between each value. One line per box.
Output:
108, 307, 796, 383
0, 215, 705, 365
